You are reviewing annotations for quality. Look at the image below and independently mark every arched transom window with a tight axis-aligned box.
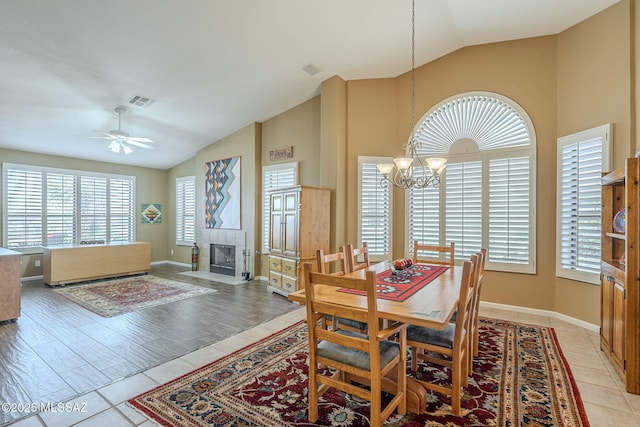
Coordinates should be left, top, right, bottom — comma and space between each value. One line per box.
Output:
408, 92, 536, 274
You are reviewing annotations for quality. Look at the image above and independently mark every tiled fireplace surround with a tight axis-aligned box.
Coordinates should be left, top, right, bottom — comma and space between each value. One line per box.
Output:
199, 229, 247, 277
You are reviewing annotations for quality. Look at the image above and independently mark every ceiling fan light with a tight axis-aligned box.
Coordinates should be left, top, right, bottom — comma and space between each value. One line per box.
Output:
123, 144, 133, 155
108, 141, 120, 153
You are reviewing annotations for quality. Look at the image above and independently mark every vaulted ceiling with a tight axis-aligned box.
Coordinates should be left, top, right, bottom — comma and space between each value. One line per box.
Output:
0, 0, 620, 169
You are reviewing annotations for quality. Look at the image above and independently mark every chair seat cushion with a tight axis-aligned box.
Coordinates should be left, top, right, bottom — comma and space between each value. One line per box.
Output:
323, 315, 368, 331
338, 318, 368, 331
407, 324, 458, 349
317, 330, 400, 371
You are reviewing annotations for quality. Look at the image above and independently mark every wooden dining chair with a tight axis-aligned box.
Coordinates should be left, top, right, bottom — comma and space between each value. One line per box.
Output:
315, 248, 367, 333
406, 256, 476, 416
315, 247, 348, 276
413, 240, 455, 267
303, 262, 407, 425
470, 248, 487, 359
346, 242, 370, 273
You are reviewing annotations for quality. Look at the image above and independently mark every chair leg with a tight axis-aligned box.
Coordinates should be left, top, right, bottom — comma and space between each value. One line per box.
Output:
370, 384, 381, 426
308, 372, 319, 422
451, 359, 462, 416
398, 344, 407, 415
411, 347, 419, 371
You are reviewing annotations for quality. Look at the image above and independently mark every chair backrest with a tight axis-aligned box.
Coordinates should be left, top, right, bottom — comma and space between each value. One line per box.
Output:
453, 256, 477, 348
304, 262, 380, 340
413, 240, 455, 267
315, 247, 347, 276
346, 242, 370, 273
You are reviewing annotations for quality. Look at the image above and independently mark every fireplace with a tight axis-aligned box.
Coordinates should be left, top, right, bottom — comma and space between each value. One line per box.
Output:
210, 244, 236, 276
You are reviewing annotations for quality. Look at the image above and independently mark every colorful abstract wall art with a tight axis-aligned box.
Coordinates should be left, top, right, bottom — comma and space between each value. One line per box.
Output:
205, 157, 241, 229
141, 203, 162, 224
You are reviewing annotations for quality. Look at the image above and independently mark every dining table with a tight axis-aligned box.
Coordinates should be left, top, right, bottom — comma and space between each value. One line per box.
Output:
287, 259, 462, 330
287, 259, 464, 414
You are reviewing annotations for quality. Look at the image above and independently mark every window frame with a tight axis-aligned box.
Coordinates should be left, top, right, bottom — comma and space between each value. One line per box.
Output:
555, 124, 612, 284
358, 156, 393, 261
176, 175, 196, 246
262, 162, 298, 252
2, 163, 136, 253
407, 146, 536, 273
407, 92, 537, 274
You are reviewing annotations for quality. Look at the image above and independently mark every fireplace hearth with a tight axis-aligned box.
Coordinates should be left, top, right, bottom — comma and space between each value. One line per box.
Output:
210, 244, 236, 276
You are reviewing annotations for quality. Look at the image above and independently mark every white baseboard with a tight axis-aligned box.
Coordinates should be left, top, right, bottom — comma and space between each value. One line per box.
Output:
157, 260, 190, 268
21, 275, 43, 282
480, 301, 599, 333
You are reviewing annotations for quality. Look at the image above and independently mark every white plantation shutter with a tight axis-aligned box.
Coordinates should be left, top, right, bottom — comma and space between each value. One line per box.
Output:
489, 157, 531, 265
359, 158, 392, 259
406, 92, 536, 273
3, 163, 135, 249
263, 163, 297, 251
176, 176, 196, 245
81, 176, 108, 242
46, 173, 77, 245
556, 125, 610, 284
445, 162, 483, 260
4, 168, 43, 249
408, 168, 439, 257
109, 178, 134, 242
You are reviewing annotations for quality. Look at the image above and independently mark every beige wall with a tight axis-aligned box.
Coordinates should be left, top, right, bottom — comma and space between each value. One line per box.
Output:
0, 147, 169, 277
261, 96, 322, 186
340, 1, 632, 325
345, 36, 560, 313
320, 76, 348, 251
195, 123, 261, 276
166, 157, 197, 264
555, 0, 632, 323
259, 96, 322, 274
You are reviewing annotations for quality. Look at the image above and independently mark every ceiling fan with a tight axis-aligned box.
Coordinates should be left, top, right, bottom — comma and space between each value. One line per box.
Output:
92, 106, 154, 154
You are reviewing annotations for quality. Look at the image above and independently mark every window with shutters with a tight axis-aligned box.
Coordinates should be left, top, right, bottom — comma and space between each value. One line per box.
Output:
358, 157, 392, 260
2, 163, 135, 251
556, 125, 611, 284
408, 92, 536, 273
176, 176, 196, 246
262, 162, 298, 252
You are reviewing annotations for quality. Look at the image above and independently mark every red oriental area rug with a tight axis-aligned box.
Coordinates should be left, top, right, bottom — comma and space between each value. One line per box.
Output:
128, 317, 590, 427
54, 275, 217, 317
339, 264, 449, 302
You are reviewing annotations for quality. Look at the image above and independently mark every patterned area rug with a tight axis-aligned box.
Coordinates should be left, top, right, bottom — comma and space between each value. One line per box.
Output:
128, 317, 590, 426
54, 275, 217, 317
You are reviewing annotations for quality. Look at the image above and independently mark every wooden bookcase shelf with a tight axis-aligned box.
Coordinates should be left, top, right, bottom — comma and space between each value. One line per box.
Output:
600, 158, 640, 394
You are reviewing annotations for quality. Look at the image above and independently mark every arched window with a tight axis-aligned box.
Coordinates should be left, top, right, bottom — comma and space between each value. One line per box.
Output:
408, 92, 536, 274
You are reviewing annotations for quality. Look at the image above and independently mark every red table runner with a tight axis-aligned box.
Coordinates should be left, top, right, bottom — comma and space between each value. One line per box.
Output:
339, 264, 449, 302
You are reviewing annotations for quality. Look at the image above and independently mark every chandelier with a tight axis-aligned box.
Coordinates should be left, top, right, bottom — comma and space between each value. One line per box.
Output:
377, 0, 446, 189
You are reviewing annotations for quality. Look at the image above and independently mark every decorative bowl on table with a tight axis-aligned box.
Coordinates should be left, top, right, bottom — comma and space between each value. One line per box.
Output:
393, 258, 413, 270
613, 208, 626, 233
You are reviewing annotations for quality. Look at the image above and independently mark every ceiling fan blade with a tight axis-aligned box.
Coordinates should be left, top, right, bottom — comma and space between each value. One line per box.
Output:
125, 139, 154, 149
127, 136, 153, 143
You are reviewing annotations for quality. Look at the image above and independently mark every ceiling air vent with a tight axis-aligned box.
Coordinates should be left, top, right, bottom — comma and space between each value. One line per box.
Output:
127, 94, 156, 108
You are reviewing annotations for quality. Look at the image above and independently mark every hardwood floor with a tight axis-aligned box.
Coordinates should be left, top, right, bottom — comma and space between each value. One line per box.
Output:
0, 264, 298, 426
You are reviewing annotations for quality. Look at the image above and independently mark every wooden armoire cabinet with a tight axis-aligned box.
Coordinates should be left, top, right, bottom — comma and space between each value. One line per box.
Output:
267, 185, 330, 296
600, 157, 640, 394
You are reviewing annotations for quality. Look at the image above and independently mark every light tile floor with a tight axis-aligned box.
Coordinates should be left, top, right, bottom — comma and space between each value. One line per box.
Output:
6, 306, 640, 426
